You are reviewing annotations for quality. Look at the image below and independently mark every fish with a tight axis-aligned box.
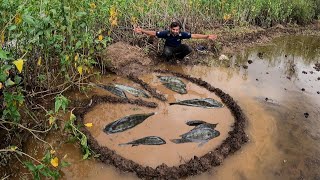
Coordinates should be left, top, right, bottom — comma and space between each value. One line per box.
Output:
90, 83, 127, 98
169, 98, 224, 108
157, 76, 187, 94
186, 120, 218, 130
170, 127, 220, 147
118, 136, 166, 146
104, 112, 155, 134
114, 84, 150, 98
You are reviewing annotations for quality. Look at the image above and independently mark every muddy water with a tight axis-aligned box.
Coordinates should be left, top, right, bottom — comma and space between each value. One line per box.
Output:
22, 35, 320, 179
84, 74, 233, 167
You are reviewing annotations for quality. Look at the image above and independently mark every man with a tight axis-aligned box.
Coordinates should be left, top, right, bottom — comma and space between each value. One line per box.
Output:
133, 22, 217, 61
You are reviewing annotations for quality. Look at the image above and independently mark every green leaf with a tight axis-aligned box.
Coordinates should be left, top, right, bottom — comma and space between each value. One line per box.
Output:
61, 161, 71, 168
80, 135, 87, 146
8, 25, 17, 31
76, 11, 87, 17
75, 41, 82, 49
5, 78, 15, 87
24, 161, 36, 171
23, 14, 35, 25
42, 151, 51, 164
55, 95, 69, 113
54, 99, 62, 113
36, 164, 45, 170
14, 75, 22, 84
82, 148, 90, 160
0, 49, 9, 60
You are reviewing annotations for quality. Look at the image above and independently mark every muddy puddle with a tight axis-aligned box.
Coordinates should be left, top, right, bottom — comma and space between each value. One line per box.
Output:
21, 35, 320, 179
83, 74, 233, 167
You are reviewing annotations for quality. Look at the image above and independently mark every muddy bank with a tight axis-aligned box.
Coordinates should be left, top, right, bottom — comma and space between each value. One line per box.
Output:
74, 70, 248, 179
133, 24, 320, 65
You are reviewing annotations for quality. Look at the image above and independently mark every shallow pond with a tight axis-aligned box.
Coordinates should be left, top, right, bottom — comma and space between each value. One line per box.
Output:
21, 35, 320, 179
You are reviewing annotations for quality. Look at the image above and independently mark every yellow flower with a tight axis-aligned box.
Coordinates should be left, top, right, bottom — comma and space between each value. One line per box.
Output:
74, 53, 79, 61
110, 18, 118, 26
223, 14, 231, 21
15, 13, 22, 24
37, 56, 42, 66
13, 59, 24, 73
110, 6, 117, 18
0, 82, 3, 90
77, 65, 83, 75
130, 16, 137, 25
98, 35, 103, 41
50, 157, 59, 167
10, 146, 18, 151
1, 32, 4, 45
84, 123, 93, 127
89, 2, 96, 9
65, 55, 70, 61
49, 116, 56, 125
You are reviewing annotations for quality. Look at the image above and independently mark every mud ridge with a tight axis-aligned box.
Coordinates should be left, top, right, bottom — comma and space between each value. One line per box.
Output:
127, 74, 167, 101
74, 70, 248, 179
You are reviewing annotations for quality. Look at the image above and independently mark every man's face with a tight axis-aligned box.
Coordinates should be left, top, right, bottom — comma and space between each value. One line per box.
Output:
170, 26, 180, 36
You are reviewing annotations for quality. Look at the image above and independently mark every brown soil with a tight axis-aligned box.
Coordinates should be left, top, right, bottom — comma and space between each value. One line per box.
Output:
74, 70, 248, 179
101, 41, 153, 76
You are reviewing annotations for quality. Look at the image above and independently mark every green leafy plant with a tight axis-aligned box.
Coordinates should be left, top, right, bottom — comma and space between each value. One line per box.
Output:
64, 112, 91, 159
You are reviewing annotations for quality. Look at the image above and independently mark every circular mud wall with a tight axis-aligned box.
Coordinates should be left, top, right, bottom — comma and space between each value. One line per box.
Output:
74, 70, 248, 179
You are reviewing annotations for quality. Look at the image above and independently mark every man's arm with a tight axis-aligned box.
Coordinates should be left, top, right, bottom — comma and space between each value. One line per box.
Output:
133, 26, 156, 36
191, 34, 217, 40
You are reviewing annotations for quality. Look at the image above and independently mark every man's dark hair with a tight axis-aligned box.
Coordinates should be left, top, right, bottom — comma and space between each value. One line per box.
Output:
170, 22, 181, 29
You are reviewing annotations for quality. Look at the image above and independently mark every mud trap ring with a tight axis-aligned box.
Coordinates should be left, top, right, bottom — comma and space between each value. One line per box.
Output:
74, 70, 248, 179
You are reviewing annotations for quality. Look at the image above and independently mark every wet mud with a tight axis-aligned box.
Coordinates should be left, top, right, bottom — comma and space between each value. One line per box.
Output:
74, 71, 248, 179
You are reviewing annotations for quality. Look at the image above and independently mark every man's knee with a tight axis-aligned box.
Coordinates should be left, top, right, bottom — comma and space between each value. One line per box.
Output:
182, 44, 192, 54
163, 46, 173, 58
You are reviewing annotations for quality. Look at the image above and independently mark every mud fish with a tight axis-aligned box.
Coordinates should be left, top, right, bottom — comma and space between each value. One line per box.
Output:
157, 76, 187, 94
186, 120, 218, 130
90, 83, 127, 98
170, 127, 220, 147
169, 98, 224, 108
119, 136, 166, 146
104, 112, 155, 134
114, 84, 150, 98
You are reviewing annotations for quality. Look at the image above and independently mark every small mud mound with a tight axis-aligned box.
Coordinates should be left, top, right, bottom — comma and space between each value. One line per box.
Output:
314, 63, 320, 71
101, 42, 152, 76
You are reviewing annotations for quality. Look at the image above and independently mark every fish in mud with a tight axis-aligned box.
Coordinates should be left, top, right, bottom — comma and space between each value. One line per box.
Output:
157, 76, 187, 94
169, 98, 224, 108
119, 136, 166, 146
170, 127, 220, 147
104, 112, 155, 134
114, 84, 150, 98
90, 83, 127, 98
186, 120, 218, 130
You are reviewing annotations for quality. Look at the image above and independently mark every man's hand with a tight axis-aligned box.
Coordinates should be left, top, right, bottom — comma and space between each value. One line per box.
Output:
133, 26, 143, 34
208, 34, 217, 40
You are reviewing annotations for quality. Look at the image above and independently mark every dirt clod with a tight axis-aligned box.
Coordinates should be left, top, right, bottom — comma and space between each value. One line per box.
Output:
242, 65, 248, 69
302, 71, 307, 74
257, 52, 263, 59
304, 112, 309, 118
101, 42, 153, 76
314, 63, 320, 71
248, 60, 253, 64
317, 91, 320, 94
302, 88, 305, 91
